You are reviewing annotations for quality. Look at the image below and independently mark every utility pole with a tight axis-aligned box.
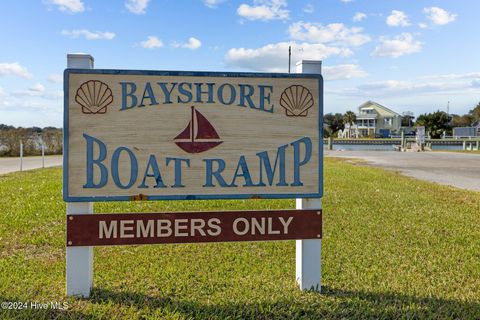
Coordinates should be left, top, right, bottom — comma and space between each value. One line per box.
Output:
288, 46, 291, 73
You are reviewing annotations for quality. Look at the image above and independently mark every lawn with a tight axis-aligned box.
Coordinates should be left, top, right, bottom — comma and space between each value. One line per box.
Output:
0, 158, 479, 319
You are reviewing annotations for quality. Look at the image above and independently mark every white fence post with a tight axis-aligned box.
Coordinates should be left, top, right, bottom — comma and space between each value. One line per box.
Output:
19, 141, 23, 171
41, 141, 45, 168
66, 53, 94, 297
296, 60, 322, 291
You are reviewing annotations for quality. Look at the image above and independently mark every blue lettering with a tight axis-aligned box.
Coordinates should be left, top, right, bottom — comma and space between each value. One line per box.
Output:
257, 144, 288, 186
291, 137, 312, 186
120, 82, 137, 110
139, 82, 158, 107
83, 133, 108, 188
139, 154, 166, 188
157, 82, 177, 104
258, 85, 273, 113
238, 84, 255, 109
111, 147, 138, 189
217, 83, 236, 105
230, 155, 255, 187
195, 83, 215, 103
177, 82, 193, 103
166, 157, 190, 188
203, 158, 231, 187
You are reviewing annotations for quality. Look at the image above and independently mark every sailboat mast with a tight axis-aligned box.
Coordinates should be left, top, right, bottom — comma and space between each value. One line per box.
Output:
191, 106, 195, 143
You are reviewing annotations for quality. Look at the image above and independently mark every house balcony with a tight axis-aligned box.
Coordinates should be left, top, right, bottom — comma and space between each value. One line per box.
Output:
356, 113, 378, 120
356, 118, 377, 129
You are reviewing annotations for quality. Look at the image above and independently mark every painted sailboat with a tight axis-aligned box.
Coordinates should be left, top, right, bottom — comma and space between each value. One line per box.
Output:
174, 106, 223, 153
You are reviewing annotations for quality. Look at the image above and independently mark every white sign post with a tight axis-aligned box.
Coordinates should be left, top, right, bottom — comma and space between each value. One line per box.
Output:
66, 53, 94, 297
296, 60, 322, 291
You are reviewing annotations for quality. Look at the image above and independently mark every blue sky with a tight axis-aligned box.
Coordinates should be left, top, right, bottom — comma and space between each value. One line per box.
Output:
0, 0, 479, 127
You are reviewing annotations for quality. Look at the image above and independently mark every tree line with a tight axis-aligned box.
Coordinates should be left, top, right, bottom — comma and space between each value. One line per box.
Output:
324, 103, 480, 139
416, 103, 480, 138
0, 125, 62, 157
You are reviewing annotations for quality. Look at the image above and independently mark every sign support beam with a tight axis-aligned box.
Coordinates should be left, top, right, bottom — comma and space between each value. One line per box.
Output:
66, 53, 94, 298
296, 60, 322, 292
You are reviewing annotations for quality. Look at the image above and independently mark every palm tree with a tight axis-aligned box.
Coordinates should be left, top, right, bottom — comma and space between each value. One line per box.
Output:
343, 111, 357, 126
343, 111, 357, 138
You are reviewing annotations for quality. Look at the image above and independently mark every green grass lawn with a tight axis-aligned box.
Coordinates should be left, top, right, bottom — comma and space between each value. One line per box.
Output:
0, 159, 479, 319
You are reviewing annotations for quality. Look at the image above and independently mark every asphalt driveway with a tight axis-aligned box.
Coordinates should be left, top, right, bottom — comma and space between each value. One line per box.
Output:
0, 155, 62, 175
325, 150, 480, 192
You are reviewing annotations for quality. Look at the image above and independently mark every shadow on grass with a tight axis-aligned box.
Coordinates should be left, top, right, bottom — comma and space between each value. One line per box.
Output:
1, 287, 479, 319
91, 286, 480, 319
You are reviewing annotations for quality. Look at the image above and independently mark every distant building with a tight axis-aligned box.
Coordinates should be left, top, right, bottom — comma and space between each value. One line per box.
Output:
453, 121, 480, 138
355, 101, 402, 137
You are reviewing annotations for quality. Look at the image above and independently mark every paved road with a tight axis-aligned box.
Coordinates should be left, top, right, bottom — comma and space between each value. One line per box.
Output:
325, 150, 480, 192
0, 155, 62, 175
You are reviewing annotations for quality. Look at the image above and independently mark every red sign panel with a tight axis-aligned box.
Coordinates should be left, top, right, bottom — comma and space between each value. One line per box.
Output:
67, 210, 322, 247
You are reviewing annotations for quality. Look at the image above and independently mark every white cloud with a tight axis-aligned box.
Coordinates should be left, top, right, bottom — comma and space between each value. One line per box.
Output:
47, 0, 84, 13
333, 79, 480, 98
125, 0, 150, 14
323, 64, 368, 80
0, 63, 32, 79
340, 0, 353, 3
418, 23, 428, 29
289, 21, 370, 47
424, 7, 456, 25
0, 86, 5, 97
47, 74, 63, 83
353, 12, 366, 22
0, 94, 63, 112
386, 10, 410, 27
202, 0, 225, 8
62, 29, 115, 40
225, 41, 352, 72
303, 4, 314, 13
173, 37, 202, 50
29, 84, 45, 92
372, 33, 421, 58
11, 88, 62, 99
140, 36, 163, 49
420, 72, 480, 81
237, 0, 289, 21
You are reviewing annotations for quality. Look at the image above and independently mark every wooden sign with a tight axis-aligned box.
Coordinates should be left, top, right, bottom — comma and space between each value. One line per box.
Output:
64, 70, 323, 201
66, 209, 322, 246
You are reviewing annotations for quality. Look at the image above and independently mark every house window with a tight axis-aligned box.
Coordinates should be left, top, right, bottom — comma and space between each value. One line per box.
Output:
384, 117, 392, 125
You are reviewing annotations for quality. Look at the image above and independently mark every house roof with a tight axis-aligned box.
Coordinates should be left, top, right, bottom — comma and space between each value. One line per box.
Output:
357, 100, 402, 117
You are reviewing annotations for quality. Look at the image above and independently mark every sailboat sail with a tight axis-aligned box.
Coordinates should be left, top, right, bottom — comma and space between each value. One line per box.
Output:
174, 106, 223, 153
174, 122, 191, 140
195, 109, 220, 140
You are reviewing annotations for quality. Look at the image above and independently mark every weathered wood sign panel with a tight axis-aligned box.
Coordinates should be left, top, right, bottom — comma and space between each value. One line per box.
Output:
67, 210, 322, 246
64, 69, 322, 201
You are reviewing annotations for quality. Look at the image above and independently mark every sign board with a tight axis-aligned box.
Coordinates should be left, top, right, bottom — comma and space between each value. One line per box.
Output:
416, 126, 426, 145
64, 70, 323, 201
67, 210, 322, 246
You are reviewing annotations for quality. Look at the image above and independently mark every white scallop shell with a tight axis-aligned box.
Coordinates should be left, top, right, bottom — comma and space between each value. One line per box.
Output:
280, 85, 314, 116
75, 80, 113, 114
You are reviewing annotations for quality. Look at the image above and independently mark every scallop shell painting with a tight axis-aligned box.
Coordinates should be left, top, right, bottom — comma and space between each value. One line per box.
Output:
279, 85, 314, 117
75, 80, 113, 114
